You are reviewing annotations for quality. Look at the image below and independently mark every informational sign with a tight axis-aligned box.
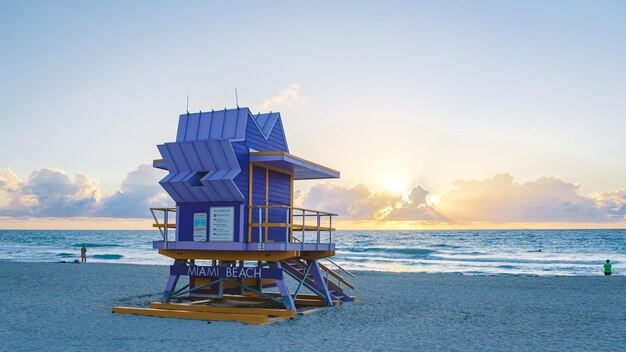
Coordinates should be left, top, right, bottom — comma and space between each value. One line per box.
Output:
170, 265, 282, 279
193, 213, 207, 241
209, 206, 235, 242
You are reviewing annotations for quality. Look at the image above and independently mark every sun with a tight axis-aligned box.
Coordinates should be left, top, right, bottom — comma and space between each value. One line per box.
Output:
382, 176, 407, 195
427, 194, 441, 206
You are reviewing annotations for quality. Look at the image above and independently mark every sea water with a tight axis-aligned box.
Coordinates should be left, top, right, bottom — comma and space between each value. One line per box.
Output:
0, 229, 623, 276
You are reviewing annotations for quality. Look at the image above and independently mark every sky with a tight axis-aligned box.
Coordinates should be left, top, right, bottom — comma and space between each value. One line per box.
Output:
1, 0, 626, 229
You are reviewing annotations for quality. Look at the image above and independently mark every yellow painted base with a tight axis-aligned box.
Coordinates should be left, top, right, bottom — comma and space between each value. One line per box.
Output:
112, 293, 342, 324
158, 249, 299, 261
224, 293, 339, 307
299, 250, 335, 260
149, 302, 296, 317
112, 307, 273, 324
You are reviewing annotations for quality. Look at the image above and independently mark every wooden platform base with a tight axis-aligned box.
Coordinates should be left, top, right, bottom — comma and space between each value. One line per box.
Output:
112, 299, 330, 325
210, 293, 340, 307
112, 306, 278, 324
150, 302, 295, 317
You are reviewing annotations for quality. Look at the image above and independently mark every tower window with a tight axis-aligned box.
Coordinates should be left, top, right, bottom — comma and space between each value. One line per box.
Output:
187, 172, 208, 187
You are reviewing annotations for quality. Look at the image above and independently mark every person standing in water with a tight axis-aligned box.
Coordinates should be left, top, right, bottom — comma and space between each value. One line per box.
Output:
604, 259, 612, 276
80, 245, 87, 263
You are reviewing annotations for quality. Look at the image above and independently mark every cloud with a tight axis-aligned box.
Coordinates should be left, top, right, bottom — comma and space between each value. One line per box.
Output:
0, 168, 100, 217
297, 174, 626, 224
591, 190, 626, 219
3, 165, 626, 226
257, 84, 301, 111
384, 185, 445, 221
298, 183, 442, 221
298, 183, 395, 219
439, 173, 612, 222
0, 165, 168, 219
98, 164, 170, 218
0, 168, 23, 208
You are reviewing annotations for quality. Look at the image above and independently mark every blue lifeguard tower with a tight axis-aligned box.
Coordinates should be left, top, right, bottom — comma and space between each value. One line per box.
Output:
113, 108, 355, 324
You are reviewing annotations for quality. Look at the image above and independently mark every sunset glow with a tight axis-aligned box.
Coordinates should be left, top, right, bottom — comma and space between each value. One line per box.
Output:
1, 2, 625, 230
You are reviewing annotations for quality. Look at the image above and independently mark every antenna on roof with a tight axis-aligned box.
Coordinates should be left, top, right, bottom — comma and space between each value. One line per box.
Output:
186, 95, 189, 114
235, 88, 239, 108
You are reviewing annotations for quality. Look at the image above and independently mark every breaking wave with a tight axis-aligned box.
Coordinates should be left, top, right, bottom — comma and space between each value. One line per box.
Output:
345, 247, 435, 258
91, 254, 124, 260
71, 243, 121, 248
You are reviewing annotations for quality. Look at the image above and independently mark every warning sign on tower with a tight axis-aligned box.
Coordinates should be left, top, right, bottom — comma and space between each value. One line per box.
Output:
209, 206, 235, 242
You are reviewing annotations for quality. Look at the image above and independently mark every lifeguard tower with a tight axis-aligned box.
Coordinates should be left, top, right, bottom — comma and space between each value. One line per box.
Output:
113, 108, 355, 324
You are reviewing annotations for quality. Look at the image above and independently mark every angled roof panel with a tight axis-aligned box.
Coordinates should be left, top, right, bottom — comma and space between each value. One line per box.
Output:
159, 182, 180, 201
176, 115, 188, 141
179, 143, 203, 171
169, 171, 189, 183
205, 142, 223, 169
158, 139, 243, 203
157, 144, 176, 171
174, 107, 288, 146
249, 152, 340, 180
198, 180, 220, 200
209, 112, 225, 139
166, 144, 189, 171
160, 107, 328, 202
233, 108, 248, 139
221, 110, 239, 139
196, 112, 211, 140
170, 180, 197, 202
185, 113, 200, 140
176, 108, 251, 142
255, 112, 280, 138
193, 141, 216, 170
161, 140, 239, 171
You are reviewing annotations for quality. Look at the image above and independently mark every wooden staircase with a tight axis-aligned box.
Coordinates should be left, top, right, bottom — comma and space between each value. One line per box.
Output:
281, 258, 355, 303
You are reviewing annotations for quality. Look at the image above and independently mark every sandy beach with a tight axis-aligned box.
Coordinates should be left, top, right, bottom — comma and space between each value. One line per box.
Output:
1, 263, 624, 351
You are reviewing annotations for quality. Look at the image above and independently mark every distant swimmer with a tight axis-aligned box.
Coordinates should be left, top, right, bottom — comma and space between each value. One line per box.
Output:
80, 245, 87, 263
604, 259, 612, 276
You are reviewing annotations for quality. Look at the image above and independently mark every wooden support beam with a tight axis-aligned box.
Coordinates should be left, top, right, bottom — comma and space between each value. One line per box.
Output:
112, 307, 269, 324
247, 223, 335, 232
291, 224, 336, 232
255, 292, 321, 300
294, 298, 341, 307
319, 263, 355, 290
153, 223, 176, 229
299, 250, 335, 260
149, 302, 296, 317
298, 306, 329, 315
222, 294, 271, 302
188, 299, 213, 305
158, 249, 299, 261
216, 294, 338, 307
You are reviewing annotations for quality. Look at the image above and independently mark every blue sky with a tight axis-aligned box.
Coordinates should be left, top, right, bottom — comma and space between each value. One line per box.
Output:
1, 1, 626, 228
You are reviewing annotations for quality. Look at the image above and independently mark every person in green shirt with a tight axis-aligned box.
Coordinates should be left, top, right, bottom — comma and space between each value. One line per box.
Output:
604, 260, 612, 276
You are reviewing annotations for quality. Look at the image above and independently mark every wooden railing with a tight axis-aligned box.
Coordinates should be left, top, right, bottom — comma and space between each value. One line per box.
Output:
247, 205, 337, 249
150, 207, 176, 249
150, 205, 340, 252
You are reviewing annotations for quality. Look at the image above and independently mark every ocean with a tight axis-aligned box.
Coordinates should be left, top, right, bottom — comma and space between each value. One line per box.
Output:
0, 229, 623, 276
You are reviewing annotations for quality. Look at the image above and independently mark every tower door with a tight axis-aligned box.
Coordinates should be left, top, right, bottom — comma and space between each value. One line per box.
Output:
249, 164, 293, 242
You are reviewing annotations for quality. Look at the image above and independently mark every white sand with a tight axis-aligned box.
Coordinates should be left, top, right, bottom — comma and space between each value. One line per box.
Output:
0, 262, 624, 351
